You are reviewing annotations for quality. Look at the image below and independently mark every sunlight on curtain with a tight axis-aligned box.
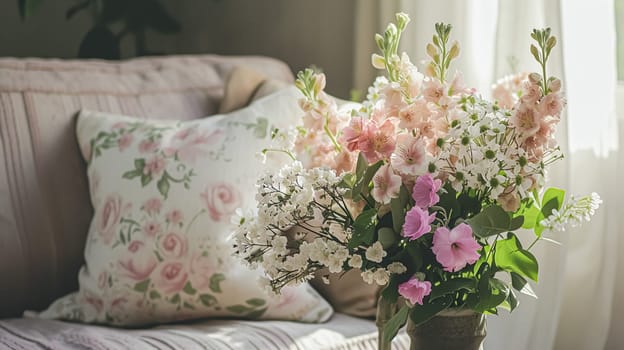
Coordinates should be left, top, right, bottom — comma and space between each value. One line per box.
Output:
561, 0, 619, 156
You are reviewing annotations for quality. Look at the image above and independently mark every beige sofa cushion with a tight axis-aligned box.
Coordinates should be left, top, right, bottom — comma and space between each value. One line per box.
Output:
0, 55, 293, 318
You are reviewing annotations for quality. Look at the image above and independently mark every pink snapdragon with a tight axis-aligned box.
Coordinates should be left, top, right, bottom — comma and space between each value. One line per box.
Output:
432, 223, 481, 272
390, 134, 427, 176
537, 92, 564, 117
398, 99, 431, 130
402, 206, 436, 240
371, 164, 402, 204
412, 173, 442, 209
398, 274, 432, 305
510, 104, 540, 138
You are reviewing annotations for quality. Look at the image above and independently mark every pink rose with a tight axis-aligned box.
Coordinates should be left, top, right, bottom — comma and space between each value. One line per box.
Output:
402, 206, 436, 240
163, 128, 222, 164
398, 275, 432, 305
159, 232, 187, 258
119, 240, 158, 281
142, 198, 162, 215
111, 122, 127, 130
138, 139, 159, 154
166, 209, 184, 224
154, 262, 188, 295
143, 155, 167, 177
97, 194, 122, 245
412, 173, 442, 209
432, 223, 481, 272
142, 220, 161, 238
201, 183, 241, 222
189, 253, 216, 289
118, 133, 133, 152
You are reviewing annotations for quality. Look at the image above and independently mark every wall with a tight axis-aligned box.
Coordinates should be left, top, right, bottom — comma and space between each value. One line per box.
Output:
0, 0, 356, 98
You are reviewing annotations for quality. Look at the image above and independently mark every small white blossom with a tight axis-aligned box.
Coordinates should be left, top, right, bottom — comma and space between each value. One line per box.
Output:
387, 262, 407, 274
365, 241, 387, 263
348, 255, 363, 269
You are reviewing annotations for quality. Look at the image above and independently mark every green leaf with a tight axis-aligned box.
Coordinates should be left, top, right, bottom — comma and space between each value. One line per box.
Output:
245, 298, 266, 307
199, 293, 217, 307
246, 307, 268, 319
467, 205, 511, 237
183, 281, 197, 295
226, 304, 251, 314
378, 227, 397, 249
355, 152, 368, 180
521, 205, 540, 229
134, 279, 150, 293
65, 0, 90, 20
349, 209, 377, 248
122, 169, 141, 180
183, 302, 196, 310
140, 174, 152, 187
353, 160, 383, 198
209, 273, 226, 293
383, 306, 409, 343
501, 288, 519, 312
149, 290, 161, 300
18, 0, 44, 20
429, 278, 476, 300
495, 233, 539, 282
157, 175, 170, 198
437, 185, 460, 221
530, 44, 541, 62
381, 278, 401, 304
253, 118, 269, 138
409, 295, 453, 326
134, 158, 146, 170
170, 294, 180, 304
391, 185, 410, 233
509, 216, 524, 231
510, 272, 537, 298
473, 276, 509, 313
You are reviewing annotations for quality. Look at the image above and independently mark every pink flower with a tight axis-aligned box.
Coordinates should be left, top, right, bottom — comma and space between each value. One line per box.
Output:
189, 253, 216, 289
166, 209, 184, 224
510, 104, 540, 138
142, 197, 162, 215
154, 261, 188, 295
371, 164, 402, 204
143, 155, 167, 177
118, 133, 133, 152
97, 194, 122, 245
163, 128, 222, 164
138, 139, 159, 154
142, 220, 161, 237
537, 92, 564, 117
498, 190, 521, 212
390, 134, 428, 176
492, 84, 514, 109
159, 232, 187, 258
119, 240, 158, 281
382, 83, 407, 118
402, 206, 436, 240
201, 183, 241, 222
359, 119, 396, 163
423, 79, 444, 103
398, 99, 431, 130
412, 173, 442, 209
398, 275, 432, 305
521, 81, 542, 104
432, 223, 481, 272
342, 117, 365, 151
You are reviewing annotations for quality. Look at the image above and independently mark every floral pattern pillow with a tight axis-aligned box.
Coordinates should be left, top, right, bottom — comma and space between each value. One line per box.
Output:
37, 87, 333, 326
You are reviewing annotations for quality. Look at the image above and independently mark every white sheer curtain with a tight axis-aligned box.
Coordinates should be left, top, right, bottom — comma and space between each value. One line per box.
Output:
354, 1, 620, 349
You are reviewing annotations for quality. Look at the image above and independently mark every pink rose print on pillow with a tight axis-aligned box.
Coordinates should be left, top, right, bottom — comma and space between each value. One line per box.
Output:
138, 139, 159, 154
201, 183, 241, 222
118, 240, 158, 281
159, 232, 187, 258
142, 198, 162, 215
118, 133, 133, 152
97, 194, 122, 245
166, 209, 184, 225
154, 261, 189, 295
163, 128, 223, 164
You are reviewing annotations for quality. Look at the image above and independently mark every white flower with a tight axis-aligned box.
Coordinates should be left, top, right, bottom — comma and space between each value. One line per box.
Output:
387, 262, 407, 274
361, 270, 375, 284
348, 255, 363, 269
365, 241, 387, 263
373, 268, 390, 285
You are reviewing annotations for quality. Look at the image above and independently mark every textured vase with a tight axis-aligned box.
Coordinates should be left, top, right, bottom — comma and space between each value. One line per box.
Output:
406, 309, 486, 350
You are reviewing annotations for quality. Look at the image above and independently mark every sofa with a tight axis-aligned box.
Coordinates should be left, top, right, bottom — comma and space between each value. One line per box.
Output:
0, 55, 410, 349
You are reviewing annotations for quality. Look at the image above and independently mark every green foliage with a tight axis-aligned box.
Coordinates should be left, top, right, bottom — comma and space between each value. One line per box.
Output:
383, 305, 409, 343
467, 205, 523, 238
391, 186, 410, 233
494, 233, 539, 282
209, 273, 226, 293
429, 278, 476, 301
349, 209, 378, 249
409, 295, 453, 326
18, 0, 44, 20
133, 279, 150, 293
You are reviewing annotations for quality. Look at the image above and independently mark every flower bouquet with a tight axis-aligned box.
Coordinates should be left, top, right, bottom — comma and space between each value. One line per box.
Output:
234, 13, 600, 349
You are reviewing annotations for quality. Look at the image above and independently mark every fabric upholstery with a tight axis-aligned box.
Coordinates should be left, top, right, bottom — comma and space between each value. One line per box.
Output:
0, 55, 294, 318
0, 313, 409, 350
